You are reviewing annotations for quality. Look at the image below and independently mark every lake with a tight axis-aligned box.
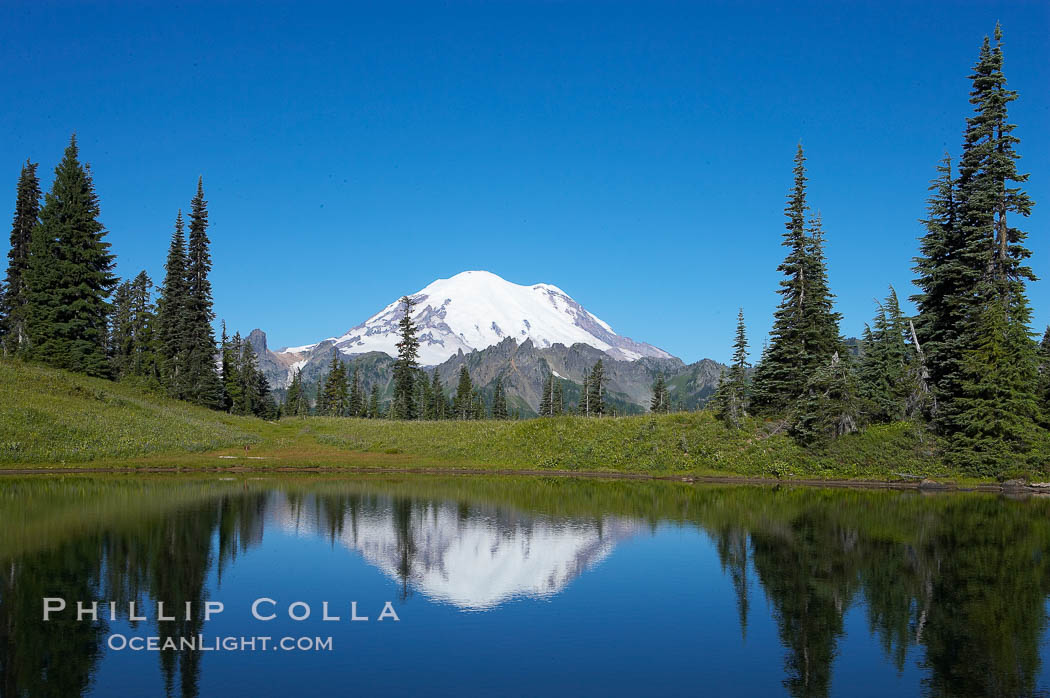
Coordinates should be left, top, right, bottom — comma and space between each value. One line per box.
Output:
0, 475, 1048, 697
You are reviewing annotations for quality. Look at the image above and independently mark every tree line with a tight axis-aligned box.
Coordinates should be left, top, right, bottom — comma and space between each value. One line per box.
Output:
0, 136, 276, 418
703, 24, 1042, 476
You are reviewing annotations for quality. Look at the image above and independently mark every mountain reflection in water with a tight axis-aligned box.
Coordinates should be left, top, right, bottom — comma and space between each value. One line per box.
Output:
0, 476, 1047, 697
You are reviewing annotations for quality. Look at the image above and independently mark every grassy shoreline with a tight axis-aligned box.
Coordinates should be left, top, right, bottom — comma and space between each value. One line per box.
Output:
2, 358, 1045, 487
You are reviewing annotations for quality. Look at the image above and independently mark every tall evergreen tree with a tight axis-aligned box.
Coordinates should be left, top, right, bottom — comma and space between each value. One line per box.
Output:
715, 309, 752, 427
348, 366, 364, 417
539, 372, 554, 416
454, 365, 473, 420
429, 371, 447, 419
108, 272, 156, 380
318, 349, 349, 416
492, 376, 509, 419
368, 383, 381, 418
750, 146, 841, 414
859, 288, 913, 423
391, 295, 420, 419
182, 178, 222, 407
1, 160, 41, 354
155, 211, 190, 396
911, 156, 965, 412
285, 368, 307, 417
21, 136, 116, 376
650, 376, 669, 414
946, 25, 1039, 468
588, 360, 605, 416
580, 374, 590, 416
790, 352, 861, 446
552, 380, 564, 416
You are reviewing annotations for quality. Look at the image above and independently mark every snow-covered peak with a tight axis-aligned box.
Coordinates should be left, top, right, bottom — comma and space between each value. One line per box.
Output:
279, 270, 671, 365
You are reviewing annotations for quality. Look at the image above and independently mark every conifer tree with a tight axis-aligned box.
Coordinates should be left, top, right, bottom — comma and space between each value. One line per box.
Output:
285, 368, 307, 417
946, 25, 1039, 468
539, 372, 554, 416
218, 322, 234, 411
182, 178, 222, 407
790, 352, 861, 446
1, 160, 41, 354
109, 272, 156, 380
22, 136, 116, 376
1037, 327, 1050, 422
911, 156, 965, 410
580, 374, 590, 416
470, 387, 485, 420
588, 360, 605, 416
319, 349, 349, 416
750, 146, 841, 414
429, 371, 446, 419
650, 376, 669, 414
454, 365, 473, 420
391, 295, 420, 419
223, 330, 245, 413
552, 380, 564, 416
859, 288, 912, 423
368, 383, 381, 418
348, 366, 364, 417
155, 211, 190, 397
715, 308, 753, 428
492, 376, 509, 419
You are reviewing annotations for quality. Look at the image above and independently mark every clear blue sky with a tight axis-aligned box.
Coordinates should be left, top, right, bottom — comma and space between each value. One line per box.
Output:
1, 1, 1047, 364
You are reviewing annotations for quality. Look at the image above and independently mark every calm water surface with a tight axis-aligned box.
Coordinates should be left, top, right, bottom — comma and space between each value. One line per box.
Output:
0, 475, 1048, 697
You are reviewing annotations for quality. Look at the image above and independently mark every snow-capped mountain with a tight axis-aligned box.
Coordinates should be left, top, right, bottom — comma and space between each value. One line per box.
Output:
277, 270, 671, 366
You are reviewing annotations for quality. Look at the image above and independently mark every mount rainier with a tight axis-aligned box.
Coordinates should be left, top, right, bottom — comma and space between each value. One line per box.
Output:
277, 270, 671, 366
249, 270, 723, 415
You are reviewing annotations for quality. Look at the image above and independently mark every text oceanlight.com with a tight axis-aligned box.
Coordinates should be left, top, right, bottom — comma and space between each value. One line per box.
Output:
107, 635, 334, 653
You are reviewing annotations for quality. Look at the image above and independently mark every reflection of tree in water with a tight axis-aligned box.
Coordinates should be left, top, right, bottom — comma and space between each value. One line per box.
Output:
714, 527, 750, 640
1, 479, 1049, 697
712, 492, 1050, 698
748, 512, 861, 698
0, 538, 106, 698
0, 489, 270, 698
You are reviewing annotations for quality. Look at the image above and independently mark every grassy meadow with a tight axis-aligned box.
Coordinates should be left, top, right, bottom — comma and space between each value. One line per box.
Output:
0, 357, 1038, 484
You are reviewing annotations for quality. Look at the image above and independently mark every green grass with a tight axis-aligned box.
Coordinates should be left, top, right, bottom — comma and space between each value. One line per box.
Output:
2, 357, 1037, 484
0, 358, 261, 463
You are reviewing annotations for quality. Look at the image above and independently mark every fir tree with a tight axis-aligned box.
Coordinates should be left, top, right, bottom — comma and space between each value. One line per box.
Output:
429, 371, 447, 419
911, 156, 965, 411
368, 383, 381, 418
858, 288, 912, 423
182, 178, 222, 407
223, 330, 245, 414
750, 146, 841, 414
155, 211, 190, 397
588, 360, 605, 416
650, 376, 669, 414
319, 349, 349, 416
1, 160, 41, 354
109, 272, 156, 380
552, 380, 564, 416
539, 372, 554, 417
580, 374, 590, 416
944, 25, 1039, 466
391, 295, 420, 419
348, 366, 364, 417
790, 352, 861, 446
715, 309, 752, 427
454, 365, 473, 420
470, 387, 485, 420
22, 136, 116, 376
492, 376, 509, 419
285, 368, 307, 417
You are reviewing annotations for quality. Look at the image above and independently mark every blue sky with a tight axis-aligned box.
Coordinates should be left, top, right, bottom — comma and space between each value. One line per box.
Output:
1, 1, 1047, 364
